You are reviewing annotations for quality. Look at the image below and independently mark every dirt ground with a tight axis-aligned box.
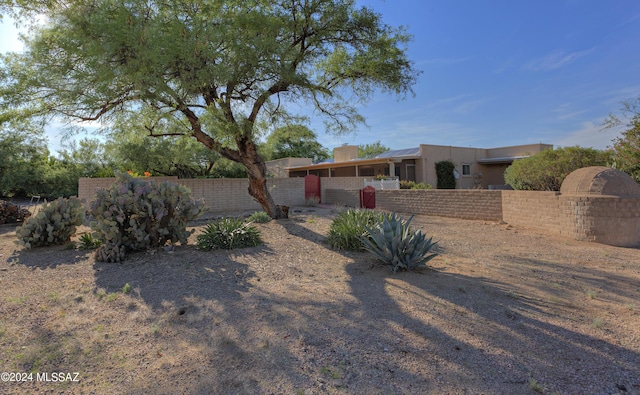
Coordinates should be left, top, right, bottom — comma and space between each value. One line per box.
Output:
0, 206, 639, 395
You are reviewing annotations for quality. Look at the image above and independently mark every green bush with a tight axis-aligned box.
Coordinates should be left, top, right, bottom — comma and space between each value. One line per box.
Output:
196, 217, 261, 250
504, 146, 611, 191
89, 173, 204, 260
435, 160, 456, 189
247, 211, 271, 223
15, 197, 85, 249
399, 180, 432, 190
361, 212, 438, 273
77, 233, 102, 250
326, 209, 383, 251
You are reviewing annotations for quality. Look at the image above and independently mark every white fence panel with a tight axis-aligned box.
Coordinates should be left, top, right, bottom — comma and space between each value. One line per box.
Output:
363, 178, 400, 190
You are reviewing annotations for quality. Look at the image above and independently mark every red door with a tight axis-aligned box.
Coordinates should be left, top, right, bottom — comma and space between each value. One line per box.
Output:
360, 186, 376, 209
304, 175, 321, 203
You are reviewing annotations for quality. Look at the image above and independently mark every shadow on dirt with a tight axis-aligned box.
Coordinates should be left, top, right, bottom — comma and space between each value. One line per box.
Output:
344, 258, 640, 394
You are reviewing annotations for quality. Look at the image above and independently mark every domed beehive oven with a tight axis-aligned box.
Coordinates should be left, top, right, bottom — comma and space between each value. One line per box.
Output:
560, 166, 640, 197
559, 167, 640, 247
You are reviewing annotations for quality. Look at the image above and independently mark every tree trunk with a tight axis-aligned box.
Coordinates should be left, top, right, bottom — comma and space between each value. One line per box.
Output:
239, 142, 288, 219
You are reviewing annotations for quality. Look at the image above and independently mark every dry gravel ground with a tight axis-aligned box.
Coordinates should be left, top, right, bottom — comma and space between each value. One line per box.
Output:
0, 206, 639, 395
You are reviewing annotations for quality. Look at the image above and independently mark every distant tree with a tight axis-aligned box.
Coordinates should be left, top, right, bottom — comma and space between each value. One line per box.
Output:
0, 0, 419, 218
504, 146, 611, 191
0, 124, 49, 197
435, 160, 456, 189
265, 125, 330, 162
358, 141, 390, 158
603, 96, 640, 184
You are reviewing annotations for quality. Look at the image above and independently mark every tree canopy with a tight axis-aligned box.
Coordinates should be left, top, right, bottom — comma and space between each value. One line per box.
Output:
358, 140, 390, 158
264, 124, 329, 162
504, 146, 611, 191
603, 96, 640, 184
0, 0, 419, 217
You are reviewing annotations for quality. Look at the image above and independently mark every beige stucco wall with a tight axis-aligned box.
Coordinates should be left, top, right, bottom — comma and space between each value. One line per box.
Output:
418, 143, 553, 189
267, 158, 312, 178
78, 177, 306, 213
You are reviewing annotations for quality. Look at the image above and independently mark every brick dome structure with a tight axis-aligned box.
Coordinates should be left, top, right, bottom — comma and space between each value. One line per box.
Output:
560, 166, 640, 197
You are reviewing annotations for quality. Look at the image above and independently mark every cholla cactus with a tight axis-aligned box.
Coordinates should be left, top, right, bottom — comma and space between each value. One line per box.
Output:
15, 197, 85, 249
90, 173, 204, 258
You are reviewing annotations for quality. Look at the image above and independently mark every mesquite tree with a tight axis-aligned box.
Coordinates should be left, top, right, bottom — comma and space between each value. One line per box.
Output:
0, 0, 419, 217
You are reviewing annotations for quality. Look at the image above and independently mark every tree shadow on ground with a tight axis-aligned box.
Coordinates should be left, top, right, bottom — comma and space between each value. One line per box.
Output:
6, 244, 93, 268
344, 257, 640, 394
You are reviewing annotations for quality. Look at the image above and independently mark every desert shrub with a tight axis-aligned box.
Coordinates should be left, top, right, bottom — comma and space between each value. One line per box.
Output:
0, 200, 31, 224
196, 217, 261, 250
361, 212, 438, 273
89, 173, 204, 259
77, 233, 102, 250
305, 196, 320, 206
435, 160, 456, 189
399, 180, 432, 190
326, 209, 383, 251
504, 146, 610, 191
247, 211, 271, 223
15, 197, 85, 249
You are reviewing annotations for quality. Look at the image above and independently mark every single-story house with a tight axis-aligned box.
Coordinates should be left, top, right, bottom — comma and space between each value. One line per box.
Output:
271, 143, 553, 189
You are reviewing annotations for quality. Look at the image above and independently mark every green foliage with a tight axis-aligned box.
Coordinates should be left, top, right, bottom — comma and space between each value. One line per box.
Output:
15, 197, 85, 249
77, 233, 102, 250
435, 161, 456, 189
326, 209, 383, 251
89, 173, 205, 259
0, 200, 31, 224
196, 217, 261, 250
265, 125, 330, 162
399, 180, 432, 190
604, 96, 640, 184
358, 141, 390, 159
0, 0, 418, 217
361, 213, 438, 273
247, 211, 272, 223
504, 146, 611, 191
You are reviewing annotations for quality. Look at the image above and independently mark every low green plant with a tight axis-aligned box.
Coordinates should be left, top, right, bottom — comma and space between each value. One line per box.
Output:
361, 212, 438, 273
196, 217, 261, 250
15, 197, 85, 249
399, 180, 432, 190
326, 209, 383, 251
529, 378, 544, 393
78, 233, 102, 250
122, 283, 132, 294
247, 211, 271, 223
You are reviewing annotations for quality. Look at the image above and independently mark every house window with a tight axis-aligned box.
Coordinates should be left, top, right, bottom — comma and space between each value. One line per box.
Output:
462, 164, 471, 176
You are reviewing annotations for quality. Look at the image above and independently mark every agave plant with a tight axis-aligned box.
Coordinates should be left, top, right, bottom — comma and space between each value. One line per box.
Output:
361, 213, 438, 273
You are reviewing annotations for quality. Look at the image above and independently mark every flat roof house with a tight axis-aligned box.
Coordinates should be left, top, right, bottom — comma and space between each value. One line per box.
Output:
275, 143, 553, 189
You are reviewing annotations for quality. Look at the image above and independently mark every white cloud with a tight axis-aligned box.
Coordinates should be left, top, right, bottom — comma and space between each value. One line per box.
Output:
553, 120, 622, 149
522, 48, 595, 72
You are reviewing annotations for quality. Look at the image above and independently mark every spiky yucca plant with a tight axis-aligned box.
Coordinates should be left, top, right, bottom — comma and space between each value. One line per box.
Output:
196, 217, 261, 250
361, 213, 438, 273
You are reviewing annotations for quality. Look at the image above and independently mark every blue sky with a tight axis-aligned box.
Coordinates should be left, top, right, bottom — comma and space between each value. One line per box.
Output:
320, 0, 640, 151
2, 1, 640, 153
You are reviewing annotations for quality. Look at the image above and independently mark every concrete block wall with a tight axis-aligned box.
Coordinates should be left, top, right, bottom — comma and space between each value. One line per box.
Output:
322, 189, 503, 221
78, 177, 306, 213
376, 190, 503, 221
324, 189, 361, 208
502, 191, 640, 247
320, 177, 366, 202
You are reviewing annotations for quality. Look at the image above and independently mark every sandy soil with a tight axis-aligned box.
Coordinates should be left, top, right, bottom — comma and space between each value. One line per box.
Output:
1, 206, 639, 395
